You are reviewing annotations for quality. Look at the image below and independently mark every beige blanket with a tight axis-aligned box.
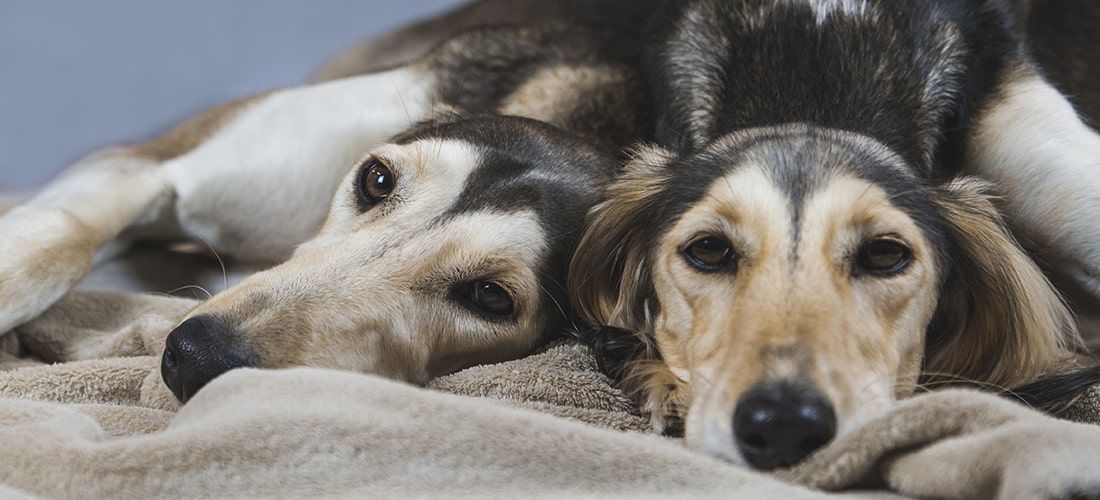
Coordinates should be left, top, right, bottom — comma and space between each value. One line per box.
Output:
2, 291, 1100, 499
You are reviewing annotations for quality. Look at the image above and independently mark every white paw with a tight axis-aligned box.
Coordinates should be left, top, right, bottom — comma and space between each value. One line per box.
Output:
0, 207, 96, 333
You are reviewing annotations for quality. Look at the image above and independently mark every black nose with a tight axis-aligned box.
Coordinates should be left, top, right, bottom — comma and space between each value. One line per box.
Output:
161, 315, 258, 403
733, 382, 837, 470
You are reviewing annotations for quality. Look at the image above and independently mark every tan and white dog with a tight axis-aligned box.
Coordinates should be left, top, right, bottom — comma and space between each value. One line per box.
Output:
0, 0, 659, 402
569, 0, 1100, 470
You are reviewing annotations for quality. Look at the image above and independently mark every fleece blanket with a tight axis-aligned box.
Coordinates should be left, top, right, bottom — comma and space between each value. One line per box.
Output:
2, 290, 1100, 499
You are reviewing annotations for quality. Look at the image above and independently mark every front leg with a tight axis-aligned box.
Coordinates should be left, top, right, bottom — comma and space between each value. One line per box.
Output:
0, 148, 171, 334
965, 64, 1100, 340
0, 65, 437, 335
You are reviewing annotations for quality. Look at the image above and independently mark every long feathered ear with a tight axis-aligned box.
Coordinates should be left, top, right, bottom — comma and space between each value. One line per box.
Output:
924, 177, 1083, 392
568, 143, 690, 434
568, 143, 677, 334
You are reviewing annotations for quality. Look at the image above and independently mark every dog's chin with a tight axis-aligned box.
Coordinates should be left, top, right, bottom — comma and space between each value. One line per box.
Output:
684, 409, 749, 466
683, 396, 751, 466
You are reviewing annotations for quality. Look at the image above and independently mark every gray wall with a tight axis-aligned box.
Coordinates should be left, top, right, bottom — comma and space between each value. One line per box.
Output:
0, 1, 466, 191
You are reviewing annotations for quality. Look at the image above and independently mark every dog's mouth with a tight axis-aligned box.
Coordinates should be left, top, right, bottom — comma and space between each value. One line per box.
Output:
160, 315, 260, 403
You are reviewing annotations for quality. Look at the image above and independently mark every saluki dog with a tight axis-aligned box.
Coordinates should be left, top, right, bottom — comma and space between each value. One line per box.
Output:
0, 1, 659, 402
569, 0, 1100, 470
2, 0, 1098, 473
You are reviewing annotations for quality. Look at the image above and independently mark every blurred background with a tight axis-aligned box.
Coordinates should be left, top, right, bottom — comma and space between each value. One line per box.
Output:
0, 0, 466, 191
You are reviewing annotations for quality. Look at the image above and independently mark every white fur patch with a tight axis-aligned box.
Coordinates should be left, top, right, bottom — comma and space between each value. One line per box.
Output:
782, 0, 872, 25
164, 67, 437, 262
966, 72, 1100, 299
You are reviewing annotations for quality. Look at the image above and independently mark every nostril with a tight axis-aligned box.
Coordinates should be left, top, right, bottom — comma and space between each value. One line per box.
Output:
742, 433, 767, 450
733, 382, 837, 470
161, 345, 177, 371
159, 315, 258, 404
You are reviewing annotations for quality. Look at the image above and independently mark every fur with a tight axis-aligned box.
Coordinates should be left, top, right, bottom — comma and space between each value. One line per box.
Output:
570, 0, 1100, 469
0, 2, 659, 404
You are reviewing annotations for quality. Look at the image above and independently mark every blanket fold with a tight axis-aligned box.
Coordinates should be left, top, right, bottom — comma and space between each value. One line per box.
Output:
2, 290, 1099, 499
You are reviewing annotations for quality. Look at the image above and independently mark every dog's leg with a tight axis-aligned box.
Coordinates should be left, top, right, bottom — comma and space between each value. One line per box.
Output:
0, 66, 436, 334
965, 65, 1100, 339
0, 149, 171, 334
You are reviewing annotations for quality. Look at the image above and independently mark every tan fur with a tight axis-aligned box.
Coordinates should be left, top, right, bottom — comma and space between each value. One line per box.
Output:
499, 66, 626, 123
0, 148, 172, 334
179, 139, 552, 383
568, 144, 687, 432
569, 144, 676, 332
571, 128, 1082, 461
923, 177, 1079, 390
0, 208, 96, 331
657, 167, 939, 448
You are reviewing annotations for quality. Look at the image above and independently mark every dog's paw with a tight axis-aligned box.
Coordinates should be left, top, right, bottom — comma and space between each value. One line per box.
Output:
0, 206, 96, 333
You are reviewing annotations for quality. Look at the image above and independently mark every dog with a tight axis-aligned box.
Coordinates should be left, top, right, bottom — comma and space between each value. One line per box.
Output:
0, 1, 658, 403
569, 0, 1100, 470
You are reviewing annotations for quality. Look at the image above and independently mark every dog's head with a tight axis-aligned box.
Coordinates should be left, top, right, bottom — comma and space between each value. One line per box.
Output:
160, 115, 615, 403
570, 125, 1078, 469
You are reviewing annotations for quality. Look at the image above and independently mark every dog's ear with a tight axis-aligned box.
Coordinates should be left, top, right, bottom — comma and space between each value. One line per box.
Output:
924, 177, 1082, 390
567, 144, 692, 432
568, 143, 677, 334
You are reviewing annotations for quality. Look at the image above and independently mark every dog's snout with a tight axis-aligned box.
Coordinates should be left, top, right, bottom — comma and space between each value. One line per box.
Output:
732, 382, 837, 470
161, 315, 258, 403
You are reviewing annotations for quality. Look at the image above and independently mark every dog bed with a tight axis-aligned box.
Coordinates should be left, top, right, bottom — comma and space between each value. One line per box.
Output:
2, 290, 1100, 499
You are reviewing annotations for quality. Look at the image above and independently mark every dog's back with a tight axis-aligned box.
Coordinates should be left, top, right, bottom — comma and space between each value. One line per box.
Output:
648, 0, 1023, 173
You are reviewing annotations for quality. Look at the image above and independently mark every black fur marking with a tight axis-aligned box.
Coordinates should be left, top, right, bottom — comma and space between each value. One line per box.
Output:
569, 322, 654, 385
1006, 364, 1100, 416
393, 115, 629, 342
568, 320, 685, 437
648, 0, 1022, 175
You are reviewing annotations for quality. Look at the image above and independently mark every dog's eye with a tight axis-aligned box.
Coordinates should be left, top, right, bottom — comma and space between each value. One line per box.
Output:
683, 236, 736, 272
856, 238, 912, 275
357, 158, 395, 207
464, 281, 515, 317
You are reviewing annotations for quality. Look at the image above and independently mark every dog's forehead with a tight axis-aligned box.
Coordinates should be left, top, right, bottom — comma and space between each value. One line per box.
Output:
657, 128, 947, 245
395, 115, 615, 231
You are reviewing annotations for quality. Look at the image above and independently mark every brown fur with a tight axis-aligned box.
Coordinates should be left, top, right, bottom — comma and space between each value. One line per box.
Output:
924, 177, 1079, 390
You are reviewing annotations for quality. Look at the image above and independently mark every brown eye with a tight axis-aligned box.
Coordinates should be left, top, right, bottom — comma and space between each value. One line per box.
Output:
683, 236, 735, 272
357, 158, 394, 207
463, 281, 515, 318
856, 238, 912, 275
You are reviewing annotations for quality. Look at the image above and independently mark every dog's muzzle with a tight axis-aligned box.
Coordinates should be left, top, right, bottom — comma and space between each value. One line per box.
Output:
733, 381, 837, 470
161, 315, 259, 403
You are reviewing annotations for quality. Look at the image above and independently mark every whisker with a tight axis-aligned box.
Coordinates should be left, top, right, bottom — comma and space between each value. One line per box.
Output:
179, 234, 232, 294
389, 74, 415, 130
161, 284, 214, 301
